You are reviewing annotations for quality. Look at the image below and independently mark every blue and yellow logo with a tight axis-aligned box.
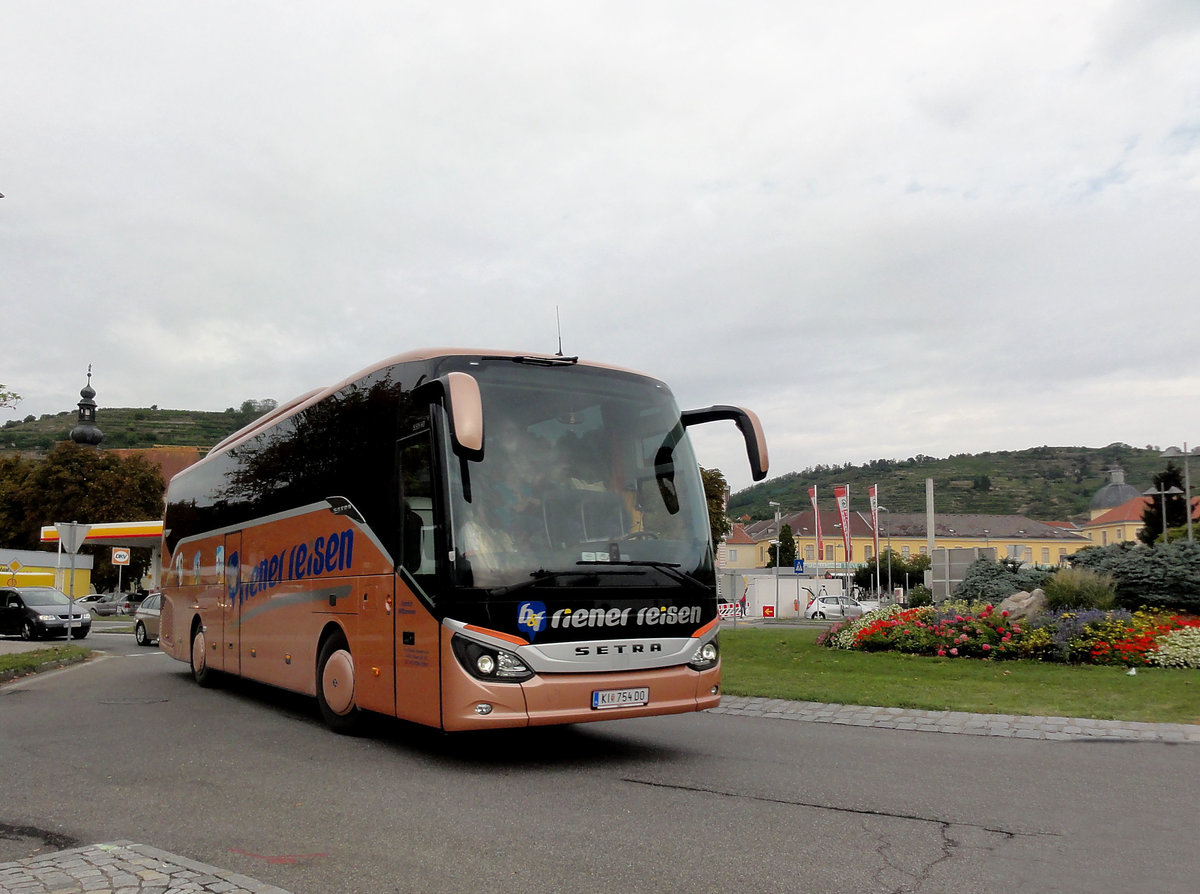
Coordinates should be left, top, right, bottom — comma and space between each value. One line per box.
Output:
517, 601, 547, 641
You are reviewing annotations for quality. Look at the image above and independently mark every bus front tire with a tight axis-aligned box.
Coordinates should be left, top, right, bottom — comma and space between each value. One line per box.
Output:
317, 634, 362, 734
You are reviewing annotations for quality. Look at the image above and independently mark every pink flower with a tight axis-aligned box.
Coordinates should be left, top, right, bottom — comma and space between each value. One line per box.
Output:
937, 649, 946, 656
982, 644, 991, 651
949, 648, 959, 656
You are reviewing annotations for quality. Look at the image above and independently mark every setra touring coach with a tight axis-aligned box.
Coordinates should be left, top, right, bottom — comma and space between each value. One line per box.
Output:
159, 349, 767, 731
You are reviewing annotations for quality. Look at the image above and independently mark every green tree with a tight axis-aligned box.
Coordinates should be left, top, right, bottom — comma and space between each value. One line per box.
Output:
700, 466, 731, 552
234, 398, 279, 427
1139, 462, 1188, 545
0, 384, 20, 410
0, 443, 165, 591
857, 549, 931, 592
766, 523, 796, 569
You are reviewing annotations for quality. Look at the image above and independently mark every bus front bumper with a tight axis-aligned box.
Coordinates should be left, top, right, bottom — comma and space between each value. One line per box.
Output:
441, 662, 721, 731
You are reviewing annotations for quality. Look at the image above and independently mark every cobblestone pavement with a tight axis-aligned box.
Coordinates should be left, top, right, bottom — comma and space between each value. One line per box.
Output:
0, 841, 291, 894
710, 695, 1200, 742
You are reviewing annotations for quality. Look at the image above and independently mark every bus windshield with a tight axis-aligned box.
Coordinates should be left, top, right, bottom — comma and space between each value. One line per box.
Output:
443, 360, 712, 591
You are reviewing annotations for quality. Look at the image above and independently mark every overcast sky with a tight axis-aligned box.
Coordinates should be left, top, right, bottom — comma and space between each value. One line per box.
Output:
3, 1, 1198, 494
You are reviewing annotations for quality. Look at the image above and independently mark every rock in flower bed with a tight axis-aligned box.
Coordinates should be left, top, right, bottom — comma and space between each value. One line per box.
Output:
817, 601, 1200, 668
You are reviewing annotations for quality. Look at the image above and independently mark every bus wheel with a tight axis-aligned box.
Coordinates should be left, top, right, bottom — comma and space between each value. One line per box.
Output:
317, 634, 362, 734
191, 626, 217, 688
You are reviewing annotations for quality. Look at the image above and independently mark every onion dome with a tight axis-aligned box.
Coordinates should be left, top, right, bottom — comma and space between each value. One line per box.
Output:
1090, 468, 1139, 512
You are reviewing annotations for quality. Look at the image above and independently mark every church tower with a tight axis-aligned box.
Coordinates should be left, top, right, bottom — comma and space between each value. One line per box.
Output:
69, 365, 104, 447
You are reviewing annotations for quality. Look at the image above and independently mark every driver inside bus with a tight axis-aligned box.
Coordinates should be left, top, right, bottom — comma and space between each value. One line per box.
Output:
457, 495, 519, 587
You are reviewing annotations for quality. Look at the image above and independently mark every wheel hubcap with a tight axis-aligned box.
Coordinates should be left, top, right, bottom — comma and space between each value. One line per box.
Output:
322, 649, 355, 715
192, 631, 206, 673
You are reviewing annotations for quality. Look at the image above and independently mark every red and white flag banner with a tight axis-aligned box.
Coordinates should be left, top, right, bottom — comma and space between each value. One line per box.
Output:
834, 484, 852, 562
869, 484, 879, 558
808, 485, 823, 556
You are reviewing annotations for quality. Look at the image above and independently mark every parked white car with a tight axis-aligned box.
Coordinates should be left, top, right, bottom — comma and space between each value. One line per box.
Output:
804, 595, 875, 620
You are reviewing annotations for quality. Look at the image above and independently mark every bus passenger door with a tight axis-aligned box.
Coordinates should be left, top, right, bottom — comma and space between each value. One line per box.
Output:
221, 532, 241, 675
394, 431, 443, 728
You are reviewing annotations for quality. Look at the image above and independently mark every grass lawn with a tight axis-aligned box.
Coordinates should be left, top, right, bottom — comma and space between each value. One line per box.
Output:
0, 644, 92, 683
721, 626, 1200, 725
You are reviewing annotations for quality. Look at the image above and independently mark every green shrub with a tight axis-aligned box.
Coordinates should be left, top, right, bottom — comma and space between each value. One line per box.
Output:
1043, 566, 1116, 611
1070, 541, 1200, 613
953, 557, 1051, 602
908, 585, 932, 607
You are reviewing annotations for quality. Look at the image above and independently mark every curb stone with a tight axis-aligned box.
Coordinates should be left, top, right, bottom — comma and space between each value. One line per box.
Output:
0, 840, 292, 894
710, 695, 1200, 743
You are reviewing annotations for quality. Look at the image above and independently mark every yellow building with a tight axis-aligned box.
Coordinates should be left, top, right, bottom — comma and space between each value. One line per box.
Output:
729, 510, 1091, 573
715, 523, 761, 569
0, 548, 94, 595
1082, 496, 1148, 547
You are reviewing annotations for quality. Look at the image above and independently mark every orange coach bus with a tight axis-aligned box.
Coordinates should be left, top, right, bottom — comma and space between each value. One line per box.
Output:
159, 349, 767, 732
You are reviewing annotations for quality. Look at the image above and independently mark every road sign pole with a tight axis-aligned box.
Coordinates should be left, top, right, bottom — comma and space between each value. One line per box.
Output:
54, 521, 93, 641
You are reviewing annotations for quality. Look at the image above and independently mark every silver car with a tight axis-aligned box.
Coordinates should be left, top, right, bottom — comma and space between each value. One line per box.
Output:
804, 594, 870, 620
133, 593, 161, 646
90, 592, 139, 616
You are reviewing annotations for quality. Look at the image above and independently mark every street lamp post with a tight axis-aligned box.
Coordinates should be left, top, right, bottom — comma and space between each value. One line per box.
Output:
1161, 444, 1195, 542
878, 506, 892, 596
769, 501, 781, 616
1144, 484, 1186, 544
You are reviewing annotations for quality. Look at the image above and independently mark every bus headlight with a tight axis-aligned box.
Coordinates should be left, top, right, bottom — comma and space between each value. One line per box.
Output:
688, 639, 719, 671
451, 635, 534, 683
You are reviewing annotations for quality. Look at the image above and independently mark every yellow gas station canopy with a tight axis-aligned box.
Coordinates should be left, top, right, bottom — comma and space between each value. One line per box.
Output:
40, 520, 163, 548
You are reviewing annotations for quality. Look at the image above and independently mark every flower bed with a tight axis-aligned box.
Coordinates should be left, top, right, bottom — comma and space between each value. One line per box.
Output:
818, 601, 1200, 667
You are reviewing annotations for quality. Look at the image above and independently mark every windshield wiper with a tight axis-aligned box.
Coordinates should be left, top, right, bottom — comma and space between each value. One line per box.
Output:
487, 560, 708, 597
486, 568, 612, 598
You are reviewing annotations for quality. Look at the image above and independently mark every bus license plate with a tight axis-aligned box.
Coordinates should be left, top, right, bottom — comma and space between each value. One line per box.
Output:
592, 687, 649, 710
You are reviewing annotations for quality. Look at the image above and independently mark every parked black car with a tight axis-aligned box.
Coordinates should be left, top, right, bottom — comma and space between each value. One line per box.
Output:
0, 587, 91, 640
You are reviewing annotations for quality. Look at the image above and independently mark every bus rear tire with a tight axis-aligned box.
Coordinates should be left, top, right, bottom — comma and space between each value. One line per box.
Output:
191, 625, 218, 688
317, 633, 362, 734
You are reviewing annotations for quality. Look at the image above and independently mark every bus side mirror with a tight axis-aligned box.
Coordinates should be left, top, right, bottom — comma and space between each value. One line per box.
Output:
681, 405, 769, 482
418, 371, 484, 460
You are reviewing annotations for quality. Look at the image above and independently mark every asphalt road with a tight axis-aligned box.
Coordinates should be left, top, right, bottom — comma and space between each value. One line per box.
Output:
2, 629, 1198, 894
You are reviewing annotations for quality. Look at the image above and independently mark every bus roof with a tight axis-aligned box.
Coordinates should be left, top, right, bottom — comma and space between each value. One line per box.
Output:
176, 348, 652, 485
